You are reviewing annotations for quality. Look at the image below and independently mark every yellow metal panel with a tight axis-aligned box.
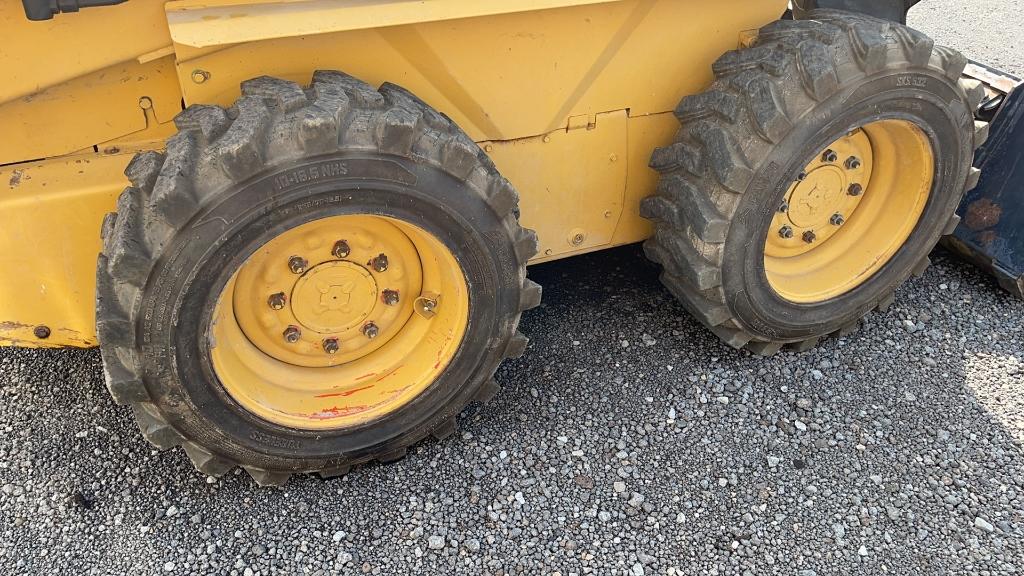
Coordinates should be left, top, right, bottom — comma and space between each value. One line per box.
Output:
0, 0, 788, 348
166, 0, 625, 48
172, 0, 785, 141
0, 55, 183, 166
0, 0, 172, 105
485, 111, 628, 262
0, 151, 140, 348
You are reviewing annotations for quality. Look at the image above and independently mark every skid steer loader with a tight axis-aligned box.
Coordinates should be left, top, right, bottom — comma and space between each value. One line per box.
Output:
1, 0, 1021, 485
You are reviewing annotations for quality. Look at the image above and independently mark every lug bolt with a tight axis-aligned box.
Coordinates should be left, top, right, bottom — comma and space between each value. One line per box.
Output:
802, 230, 817, 244
283, 325, 301, 343
268, 292, 287, 310
845, 156, 862, 170
322, 338, 339, 355
848, 183, 863, 197
778, 225, 794, 239
830, 213, 846, 226
371, 253, 389, 273
332, 240, 351, 259
288, 255, 308, 274
382, 289, 400, 306
778, 202, 790, 213
797, 171, 807, 181
822, 149, 838, 163
422, 298, 437, 312
362, 322, 380, 339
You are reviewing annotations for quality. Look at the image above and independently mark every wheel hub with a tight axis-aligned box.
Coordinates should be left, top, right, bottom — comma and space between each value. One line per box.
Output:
787, 166, 845, 229
291, 261, 378, 334
209, 214, 470, 431
767, 131, 870, 259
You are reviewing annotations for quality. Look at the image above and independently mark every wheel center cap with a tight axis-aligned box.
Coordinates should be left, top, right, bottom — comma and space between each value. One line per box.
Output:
788, 166, 845, 228
291, 261, 378, 334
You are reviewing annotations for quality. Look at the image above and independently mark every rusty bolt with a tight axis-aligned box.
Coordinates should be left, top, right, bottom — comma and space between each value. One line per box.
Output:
778, 226, 794, 239
288, 256, 308, 275
322, 338, 340, 355
283, 325, 301, 343
332, 240, 351, 259
845, 156, 862, 170
362, 322, 380, 339
830, 213, 846, 226
191, 69, 210, 84
802, 230, 817, 244
268, 292, 287, 310
33, 325, 50, 339
778, 202, 790, 213
822, 149, 838, 163
371, 253, 389, 273
848, 183, 864, 197
382, 289, 400, 306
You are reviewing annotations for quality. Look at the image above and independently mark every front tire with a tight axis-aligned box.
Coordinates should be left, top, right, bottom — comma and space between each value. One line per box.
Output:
96, 72, 540, 485
642, 10, 988, 355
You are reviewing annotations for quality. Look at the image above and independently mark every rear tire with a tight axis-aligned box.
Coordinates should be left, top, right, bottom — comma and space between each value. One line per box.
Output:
642, 10, 988, 354
96, 72, 540, 485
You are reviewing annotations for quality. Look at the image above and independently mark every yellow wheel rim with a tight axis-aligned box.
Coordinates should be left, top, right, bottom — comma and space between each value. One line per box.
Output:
764, 119, 935, 303
210, 215, 469, 430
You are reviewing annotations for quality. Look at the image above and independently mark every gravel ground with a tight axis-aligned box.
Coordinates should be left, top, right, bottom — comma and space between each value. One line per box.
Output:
3, 4, 1024, 575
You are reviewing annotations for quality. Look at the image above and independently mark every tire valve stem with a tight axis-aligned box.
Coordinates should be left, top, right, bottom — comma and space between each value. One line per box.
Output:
332, 240, 351, 259
382, 289, 400, 306
288, 255, 308, 275
322, 338, 339, 355
845, 156, 862, 170
371, 253, 389, 273
283, 325, 301, 344
268, 292, 287, 310
803, 230, 817, 244
830, 213, 846, 226
362, 322, 380, 340
848, 183, 863, 197
822, 149, 838, 163
778, 225, 794, 239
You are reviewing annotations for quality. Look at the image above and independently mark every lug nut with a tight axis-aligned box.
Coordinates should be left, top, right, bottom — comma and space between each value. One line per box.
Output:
797, 171, 807, 181
802, 230, 817, 244
822, 149, 838, 163
268, 292, 287, 310
288, 255, 308, 274
830, 213, 846, 226
845, 156, 862, 170
283, 325, 301, 343
332, 240, 351, 259
322, 338, 339, 354
848, 183, 863, 196
362, 322, 379, 339
778, 202, 790, 213
371, 253, 389, 273
382, 289, 400, 306
778, 225, 794, 239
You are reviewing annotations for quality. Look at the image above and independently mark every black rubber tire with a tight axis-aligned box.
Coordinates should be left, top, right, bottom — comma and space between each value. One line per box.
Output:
96, 72, 541, 486
641, 9, 988, 355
